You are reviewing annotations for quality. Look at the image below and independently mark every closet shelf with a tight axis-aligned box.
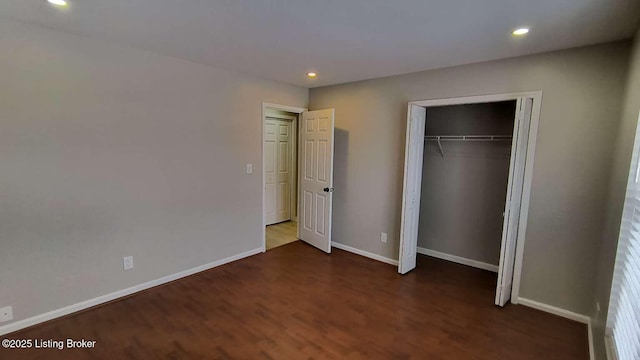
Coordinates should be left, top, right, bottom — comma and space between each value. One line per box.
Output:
425, 135, 512, 158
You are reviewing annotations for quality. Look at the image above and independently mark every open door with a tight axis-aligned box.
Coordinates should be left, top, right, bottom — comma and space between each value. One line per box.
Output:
495, 98, 533, 306
398, 105, 427, 274
298, 109, 335, 253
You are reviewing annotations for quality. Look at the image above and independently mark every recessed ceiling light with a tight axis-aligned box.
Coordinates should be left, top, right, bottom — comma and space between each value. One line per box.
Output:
512, 28, 530, 36
306, 72, 318, 79
47, 0, 68, 6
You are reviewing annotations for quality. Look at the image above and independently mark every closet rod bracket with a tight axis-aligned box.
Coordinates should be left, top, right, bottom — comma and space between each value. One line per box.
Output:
436, 137, 445, 158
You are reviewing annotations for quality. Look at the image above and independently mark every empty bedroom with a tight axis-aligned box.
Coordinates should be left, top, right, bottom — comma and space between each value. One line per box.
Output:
1, 1, 640, 359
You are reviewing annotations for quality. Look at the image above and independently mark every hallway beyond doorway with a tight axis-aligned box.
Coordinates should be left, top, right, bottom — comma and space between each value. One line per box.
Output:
266, 221, 298, 250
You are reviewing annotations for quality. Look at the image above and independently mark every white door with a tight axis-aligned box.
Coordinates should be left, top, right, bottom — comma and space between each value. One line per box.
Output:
398, 105, 427, 274
495, 98, 533, 306
264, 119, 292, 225
299, 109, 335, 253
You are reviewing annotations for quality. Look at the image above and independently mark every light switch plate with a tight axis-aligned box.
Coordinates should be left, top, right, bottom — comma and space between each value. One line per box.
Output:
246, 163, 253, 174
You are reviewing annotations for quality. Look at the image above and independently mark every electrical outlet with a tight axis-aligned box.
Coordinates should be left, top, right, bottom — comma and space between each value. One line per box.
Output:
0, 306, 13, 323
381, 232, 388, 244
123, 256, 134, 270
246, 163, 253, 174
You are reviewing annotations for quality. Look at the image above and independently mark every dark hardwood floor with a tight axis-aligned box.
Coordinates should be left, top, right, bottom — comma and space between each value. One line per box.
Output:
1, 242, 588, 359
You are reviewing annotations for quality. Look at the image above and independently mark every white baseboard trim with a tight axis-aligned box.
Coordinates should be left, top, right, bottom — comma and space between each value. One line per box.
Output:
0, 247, 263, 336
517, 297, 590, 324
331, 242, 398, 266
416, 247, 498, 273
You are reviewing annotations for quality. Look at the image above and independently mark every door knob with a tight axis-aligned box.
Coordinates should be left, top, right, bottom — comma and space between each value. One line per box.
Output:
323, 187, 335, 193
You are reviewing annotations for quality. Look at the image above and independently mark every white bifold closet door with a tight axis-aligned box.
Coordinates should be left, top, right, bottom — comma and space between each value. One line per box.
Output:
265, 118, 292, 225
399, 105, 427, 274
495, 98, 533, 306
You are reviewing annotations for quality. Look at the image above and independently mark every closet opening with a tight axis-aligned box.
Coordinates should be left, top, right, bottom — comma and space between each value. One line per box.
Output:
399, 92, 541, 307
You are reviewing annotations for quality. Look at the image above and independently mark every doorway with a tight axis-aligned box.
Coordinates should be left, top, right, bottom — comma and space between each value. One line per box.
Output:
264, 109, 299, 250
261, 103, 337, 253
398, 92, 541, 307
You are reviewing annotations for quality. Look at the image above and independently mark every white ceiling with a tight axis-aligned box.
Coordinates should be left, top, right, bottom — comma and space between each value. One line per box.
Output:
1, 0, 638, 88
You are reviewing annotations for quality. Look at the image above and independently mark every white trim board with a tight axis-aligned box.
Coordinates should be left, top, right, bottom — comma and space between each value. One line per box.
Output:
410, 92, 542, 107
331, 242, 398, 266
417, 247, 498, 272
0, 247, 263, 336
517, 297, 590, 324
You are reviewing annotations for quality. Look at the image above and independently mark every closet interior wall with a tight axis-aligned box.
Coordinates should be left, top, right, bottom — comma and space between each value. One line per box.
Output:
418, 101, 516, 267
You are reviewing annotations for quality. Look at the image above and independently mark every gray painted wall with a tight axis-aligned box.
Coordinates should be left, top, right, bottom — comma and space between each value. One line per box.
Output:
592, 28, 640, 360
0, 20, 307, 327
309, 41, 630, 315
418, 102, 516, 266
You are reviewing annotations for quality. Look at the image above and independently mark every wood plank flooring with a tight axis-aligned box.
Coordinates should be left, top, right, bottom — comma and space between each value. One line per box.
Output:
1, 242, 588, 359
265, 220, 298, 250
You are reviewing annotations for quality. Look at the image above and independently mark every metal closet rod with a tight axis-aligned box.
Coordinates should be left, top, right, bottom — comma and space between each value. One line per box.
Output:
424, 135, 513, 141
425, 135, 513, 158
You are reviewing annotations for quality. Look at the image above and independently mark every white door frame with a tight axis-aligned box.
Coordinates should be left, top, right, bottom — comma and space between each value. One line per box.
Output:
261, 102, 307, 252
399, 91, 542, 304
